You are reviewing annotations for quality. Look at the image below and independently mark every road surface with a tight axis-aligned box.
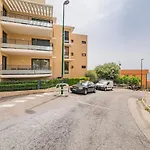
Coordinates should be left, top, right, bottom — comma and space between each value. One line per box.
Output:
0, 89, 150, 150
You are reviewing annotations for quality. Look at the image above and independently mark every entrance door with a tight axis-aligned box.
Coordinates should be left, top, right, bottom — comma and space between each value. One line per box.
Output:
3, 31, 7, 43
2, 56, 7, 70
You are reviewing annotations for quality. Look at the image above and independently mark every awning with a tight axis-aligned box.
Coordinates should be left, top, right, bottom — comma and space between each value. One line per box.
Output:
3, 0, 53, 17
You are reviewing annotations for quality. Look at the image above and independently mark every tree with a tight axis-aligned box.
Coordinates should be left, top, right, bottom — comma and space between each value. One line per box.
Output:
95, 62, 120, 80
115, 76, 140, 86
128, 76, 140, 86
85, 70, 97, 82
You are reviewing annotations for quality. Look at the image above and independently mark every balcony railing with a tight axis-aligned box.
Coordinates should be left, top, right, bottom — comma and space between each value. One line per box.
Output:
1, 12, 53, 28
1, 39, 53, 51
0, 65, 51, 75
64, 70, 69, 74
64, 52, 69, 59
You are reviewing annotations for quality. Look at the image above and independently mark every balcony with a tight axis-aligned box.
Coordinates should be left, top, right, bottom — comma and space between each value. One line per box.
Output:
1, 39, 53, 56
1, 13, 53, 37
64, 52, 69, 59
64, 70, 69, 74
0, 65, 52, 78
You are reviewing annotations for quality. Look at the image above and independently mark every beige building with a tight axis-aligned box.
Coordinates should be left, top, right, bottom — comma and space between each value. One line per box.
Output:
0, 0, 87, 81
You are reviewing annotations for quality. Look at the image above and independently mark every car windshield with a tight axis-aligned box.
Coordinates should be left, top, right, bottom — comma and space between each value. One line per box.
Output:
99, 81, 107, 84
77, 81, 88, 86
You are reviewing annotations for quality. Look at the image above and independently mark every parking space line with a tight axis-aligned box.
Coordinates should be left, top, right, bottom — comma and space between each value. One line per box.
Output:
14, 100, 28, 103
0, 104, 16, 108
25, 97, 36, 100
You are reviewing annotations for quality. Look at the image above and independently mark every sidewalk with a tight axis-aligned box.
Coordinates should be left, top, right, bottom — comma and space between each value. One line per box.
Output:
145, 92, 150, 107
0, 88, 56, 100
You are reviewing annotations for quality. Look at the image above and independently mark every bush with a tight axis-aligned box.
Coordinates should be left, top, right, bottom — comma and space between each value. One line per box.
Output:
0, 77, 89, 92
115, 76, 140, 86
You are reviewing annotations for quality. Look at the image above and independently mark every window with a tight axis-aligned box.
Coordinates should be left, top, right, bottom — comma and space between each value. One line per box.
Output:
71, 40, 74, 43
65, 62, 69, 74
82, 41, 86, 44
3, 6, 7, 16
32, 39, 50, 46
82, 66, 86, 69
3, 31, 7, 43
32, 18, 50, 23
65, 47, 69, 58
82, 53, 86, 57
32, 59, 50, 70
71, 52, 74, 56
65, 31, 69, 43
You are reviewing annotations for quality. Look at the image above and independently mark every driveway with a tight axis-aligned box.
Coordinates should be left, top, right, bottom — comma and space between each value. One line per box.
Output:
0, 89, 150, 150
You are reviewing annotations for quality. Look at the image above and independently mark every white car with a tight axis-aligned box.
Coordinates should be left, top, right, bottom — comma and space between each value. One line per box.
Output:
96, 80, 114, 91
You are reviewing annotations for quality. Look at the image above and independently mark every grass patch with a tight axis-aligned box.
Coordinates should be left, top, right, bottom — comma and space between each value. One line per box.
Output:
139, 98, 150, 113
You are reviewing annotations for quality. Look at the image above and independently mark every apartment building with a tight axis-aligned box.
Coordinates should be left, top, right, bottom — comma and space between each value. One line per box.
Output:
0, 0, 87, 81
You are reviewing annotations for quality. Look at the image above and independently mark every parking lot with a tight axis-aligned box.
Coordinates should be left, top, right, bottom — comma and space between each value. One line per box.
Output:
0, 89, 150, 150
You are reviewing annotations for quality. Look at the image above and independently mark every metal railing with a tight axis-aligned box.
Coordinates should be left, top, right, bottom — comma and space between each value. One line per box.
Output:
64, 52, 69, 59
1, 38, 53, 51
64, 70, 69, 74
1, 15, 53, 28
0, 65, 51, 75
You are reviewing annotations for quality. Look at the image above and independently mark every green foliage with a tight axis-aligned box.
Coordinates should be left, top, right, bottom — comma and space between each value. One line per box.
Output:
0, 77, 89, 92
85, 70, 97, 82
115, 76, 140, 86
95, 62, 120, 80
128, 76, 140, 86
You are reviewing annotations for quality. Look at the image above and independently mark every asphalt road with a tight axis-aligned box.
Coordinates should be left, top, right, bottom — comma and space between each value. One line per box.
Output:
0, 89, 150, 150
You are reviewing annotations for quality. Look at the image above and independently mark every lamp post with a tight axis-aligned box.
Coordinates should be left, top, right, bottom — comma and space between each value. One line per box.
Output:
61, 0, 70, 95
141, 59, 144, 89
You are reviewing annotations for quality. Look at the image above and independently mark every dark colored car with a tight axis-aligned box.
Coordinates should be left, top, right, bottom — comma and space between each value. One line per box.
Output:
70, 81, 96, 95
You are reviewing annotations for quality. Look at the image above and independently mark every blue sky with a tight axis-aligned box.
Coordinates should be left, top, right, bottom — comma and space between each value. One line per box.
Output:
46, 0, 150, 71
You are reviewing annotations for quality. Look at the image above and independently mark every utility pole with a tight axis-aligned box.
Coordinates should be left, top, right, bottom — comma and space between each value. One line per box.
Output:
61, 0, 70, 95
141, 59, 144, 89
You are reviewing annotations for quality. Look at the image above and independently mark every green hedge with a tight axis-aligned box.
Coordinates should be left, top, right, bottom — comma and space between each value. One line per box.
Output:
0, 77, 89, 92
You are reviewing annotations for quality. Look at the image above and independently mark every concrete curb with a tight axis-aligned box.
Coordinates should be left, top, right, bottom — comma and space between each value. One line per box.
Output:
0, 88, 56, 100
128, 98, 150, 142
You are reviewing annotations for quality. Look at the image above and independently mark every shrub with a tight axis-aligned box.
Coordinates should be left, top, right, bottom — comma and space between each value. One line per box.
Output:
0, 77, 89, 92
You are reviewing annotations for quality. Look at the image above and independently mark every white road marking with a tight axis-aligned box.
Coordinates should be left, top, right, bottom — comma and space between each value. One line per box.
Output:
35, 94, 44, 97
25, 97, 36, 100
43, 93, 53, 95
14, 100, 28, 103
0, 104, 15, 108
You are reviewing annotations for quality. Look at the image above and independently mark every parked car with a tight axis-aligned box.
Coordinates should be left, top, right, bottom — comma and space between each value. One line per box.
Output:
128, 85, 141, 91
96, 80, 114, 91
70, 81, 96, 95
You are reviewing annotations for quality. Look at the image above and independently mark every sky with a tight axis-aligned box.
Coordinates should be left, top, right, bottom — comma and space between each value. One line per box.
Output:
46, 0, 150, 71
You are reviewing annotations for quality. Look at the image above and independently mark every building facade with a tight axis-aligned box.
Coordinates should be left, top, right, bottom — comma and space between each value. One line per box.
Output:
0, 0, 87, 81
120, 70, 149, 88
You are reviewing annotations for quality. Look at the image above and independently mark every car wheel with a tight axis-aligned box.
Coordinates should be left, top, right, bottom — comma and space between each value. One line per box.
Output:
84, 89, 87, 95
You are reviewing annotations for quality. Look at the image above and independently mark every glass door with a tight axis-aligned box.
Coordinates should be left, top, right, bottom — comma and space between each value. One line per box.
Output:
2, 56, 7, 70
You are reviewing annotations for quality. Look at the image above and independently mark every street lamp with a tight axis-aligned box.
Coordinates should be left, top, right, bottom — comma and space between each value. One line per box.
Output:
141, 59, 144, 89
61, 0, 70, 95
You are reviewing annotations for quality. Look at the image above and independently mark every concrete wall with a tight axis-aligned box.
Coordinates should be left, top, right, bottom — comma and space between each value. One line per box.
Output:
120, 70, 149, 88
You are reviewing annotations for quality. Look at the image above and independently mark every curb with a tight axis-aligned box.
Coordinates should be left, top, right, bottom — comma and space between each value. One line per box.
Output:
141, 98, 150, 112
0, 88, 56, 101
128, 98, 150, 142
